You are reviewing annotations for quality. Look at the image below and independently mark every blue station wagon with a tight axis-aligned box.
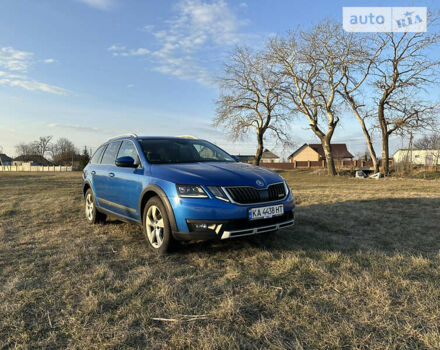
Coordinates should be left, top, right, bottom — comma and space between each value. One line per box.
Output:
82, 134, 295, 254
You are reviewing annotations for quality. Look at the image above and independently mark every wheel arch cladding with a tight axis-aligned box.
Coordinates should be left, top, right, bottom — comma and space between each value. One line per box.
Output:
139, 185, 178, 232
83, 182, 91, 197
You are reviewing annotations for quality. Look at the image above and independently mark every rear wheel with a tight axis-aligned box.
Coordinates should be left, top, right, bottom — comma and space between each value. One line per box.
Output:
143, 197, 175, 255
85, 189, 106, 224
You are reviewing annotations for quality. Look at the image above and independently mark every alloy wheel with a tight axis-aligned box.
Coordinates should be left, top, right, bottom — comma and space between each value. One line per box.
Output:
146, 205, 164, 248
85, 193, 94, 221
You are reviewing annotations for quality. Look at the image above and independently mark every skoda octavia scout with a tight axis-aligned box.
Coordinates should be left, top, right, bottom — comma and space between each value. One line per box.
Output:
82, 134, 295, 254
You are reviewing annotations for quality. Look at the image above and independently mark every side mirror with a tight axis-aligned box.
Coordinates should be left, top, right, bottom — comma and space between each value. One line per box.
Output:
115, 156, 137, 168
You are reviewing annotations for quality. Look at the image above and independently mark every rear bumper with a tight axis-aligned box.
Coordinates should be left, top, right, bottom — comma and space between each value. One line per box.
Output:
173, 210, 294, 241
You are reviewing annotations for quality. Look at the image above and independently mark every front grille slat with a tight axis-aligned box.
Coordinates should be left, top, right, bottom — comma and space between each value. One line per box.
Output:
225, 183, 286, 204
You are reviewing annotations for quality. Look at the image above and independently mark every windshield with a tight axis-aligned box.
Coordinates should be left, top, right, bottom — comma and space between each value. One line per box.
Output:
139, 138, 236, 164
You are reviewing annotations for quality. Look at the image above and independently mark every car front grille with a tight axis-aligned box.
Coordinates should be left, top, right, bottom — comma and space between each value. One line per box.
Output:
225, 182, 286, 204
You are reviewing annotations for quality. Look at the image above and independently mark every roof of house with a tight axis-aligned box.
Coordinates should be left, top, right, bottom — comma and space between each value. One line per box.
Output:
0, 154, 13, 163
261, 149, 279, 159
288, 143, 354, 159
14, 155, 52, 165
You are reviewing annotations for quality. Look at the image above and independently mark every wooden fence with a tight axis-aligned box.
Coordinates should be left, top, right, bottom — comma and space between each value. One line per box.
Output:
0, 165, 73, 172
259, 159, 394, 170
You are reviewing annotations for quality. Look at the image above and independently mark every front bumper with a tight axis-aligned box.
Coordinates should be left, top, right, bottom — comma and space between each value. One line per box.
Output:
173, 210, 295, 241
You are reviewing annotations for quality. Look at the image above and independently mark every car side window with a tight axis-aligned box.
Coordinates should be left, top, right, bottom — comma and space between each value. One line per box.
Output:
101, 141, 122, 165
90, 146, 105, 164
117, 140, 140, 165
193, 144, 221, 160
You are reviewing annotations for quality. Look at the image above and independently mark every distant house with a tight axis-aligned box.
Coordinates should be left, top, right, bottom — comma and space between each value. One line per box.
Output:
393, 149, 440, 166
234, 155, 255, 163
288, 143, 353, 163
0, 153, 13, 165
233, 150, 280, 164
260, 149, 280, 163
13, 155, 52, 166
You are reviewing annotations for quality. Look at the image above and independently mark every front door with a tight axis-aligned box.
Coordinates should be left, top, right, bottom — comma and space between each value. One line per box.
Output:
110, 140, 144, 219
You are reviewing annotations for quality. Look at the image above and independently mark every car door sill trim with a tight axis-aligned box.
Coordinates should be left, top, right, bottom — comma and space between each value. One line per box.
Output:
98, 197, 137, 213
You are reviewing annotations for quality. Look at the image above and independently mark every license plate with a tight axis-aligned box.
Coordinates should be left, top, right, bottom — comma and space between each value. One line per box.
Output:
249, 204, 284, 220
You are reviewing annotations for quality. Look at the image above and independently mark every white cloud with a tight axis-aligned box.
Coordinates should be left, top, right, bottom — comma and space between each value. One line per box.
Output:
141, 24, 155, 32
0, 71, 68, 95
0, 47, 33, 72
108, 45, 149, 57
108, 44, 125, 52
76, 0, 116, 10
109, 0, 252, 86
48, 123, 103, 132
0, 47, 68, 94
154, 0, 242, 55
124, 48, 149, 56
145, 0, 248, 85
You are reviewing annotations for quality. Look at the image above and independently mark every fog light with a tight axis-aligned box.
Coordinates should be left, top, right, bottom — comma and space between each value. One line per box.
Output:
187, 222, 219, 232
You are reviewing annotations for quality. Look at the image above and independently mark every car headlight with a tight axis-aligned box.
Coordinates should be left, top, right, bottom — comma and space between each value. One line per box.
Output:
176, 184, 208, 198
206, 186, 230, 202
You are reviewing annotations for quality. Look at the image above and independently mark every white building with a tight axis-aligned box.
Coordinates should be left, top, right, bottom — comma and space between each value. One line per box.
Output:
393, 149, 440, 166
260, 149, 280, 163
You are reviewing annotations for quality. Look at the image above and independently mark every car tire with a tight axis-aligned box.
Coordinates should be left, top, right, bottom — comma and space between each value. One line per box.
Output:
143, 197, 175, 255
84, 188, 106, 224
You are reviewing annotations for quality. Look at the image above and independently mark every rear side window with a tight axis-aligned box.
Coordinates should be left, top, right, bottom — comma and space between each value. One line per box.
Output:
117, 140, 141, 165
90, 146, 105, 164
101, 142, 122, 165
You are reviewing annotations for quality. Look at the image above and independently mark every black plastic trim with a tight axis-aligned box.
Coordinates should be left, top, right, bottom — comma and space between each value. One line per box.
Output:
97, 207, 142, 225
173, 231, 219, 241
98, 197, 137, 213
82, 180, 92, 197
138, 185, 178, 233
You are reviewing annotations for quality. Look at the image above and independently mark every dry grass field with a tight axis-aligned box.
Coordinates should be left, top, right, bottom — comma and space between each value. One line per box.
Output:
1, 171, 440, 349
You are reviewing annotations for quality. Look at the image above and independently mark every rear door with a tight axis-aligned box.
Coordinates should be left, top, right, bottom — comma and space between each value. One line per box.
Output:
88, 145, 106, 197
94, 141, 121, 212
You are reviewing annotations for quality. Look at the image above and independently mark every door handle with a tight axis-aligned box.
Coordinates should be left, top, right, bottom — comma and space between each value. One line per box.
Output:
91, 171, 96, 175
108, 172, 115, 178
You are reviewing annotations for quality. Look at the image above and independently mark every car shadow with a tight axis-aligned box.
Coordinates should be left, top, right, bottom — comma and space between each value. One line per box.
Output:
176, 197, 440, 256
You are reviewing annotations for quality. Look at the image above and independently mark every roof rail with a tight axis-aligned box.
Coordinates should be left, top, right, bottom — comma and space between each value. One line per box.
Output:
107, 133, 138, 141
177, 135, 198, 139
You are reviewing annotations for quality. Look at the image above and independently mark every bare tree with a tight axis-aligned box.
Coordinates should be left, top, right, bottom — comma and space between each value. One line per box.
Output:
15, 143, 34, 156
215, 47, 288, 165
414, 131, 440, 170
269, 21, 351, 175
414, 132, 440, 149
339, 36, 385, 173
51, 138, 77, 165
371, 30, 440, 174
33, 136, 53, 157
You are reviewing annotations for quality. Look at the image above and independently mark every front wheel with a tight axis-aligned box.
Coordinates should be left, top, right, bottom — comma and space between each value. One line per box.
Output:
143, 197, 175, 255
84, 189, 106, 224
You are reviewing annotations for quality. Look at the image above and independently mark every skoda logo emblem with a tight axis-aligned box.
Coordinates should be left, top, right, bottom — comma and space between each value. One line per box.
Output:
256, 180, 264, 187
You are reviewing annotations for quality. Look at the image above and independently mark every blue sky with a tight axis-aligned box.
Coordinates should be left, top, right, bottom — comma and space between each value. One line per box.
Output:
0, 0, 439, 158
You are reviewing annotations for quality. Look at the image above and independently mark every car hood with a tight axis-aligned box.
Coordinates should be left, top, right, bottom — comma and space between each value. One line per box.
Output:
150, 162, 283, 187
